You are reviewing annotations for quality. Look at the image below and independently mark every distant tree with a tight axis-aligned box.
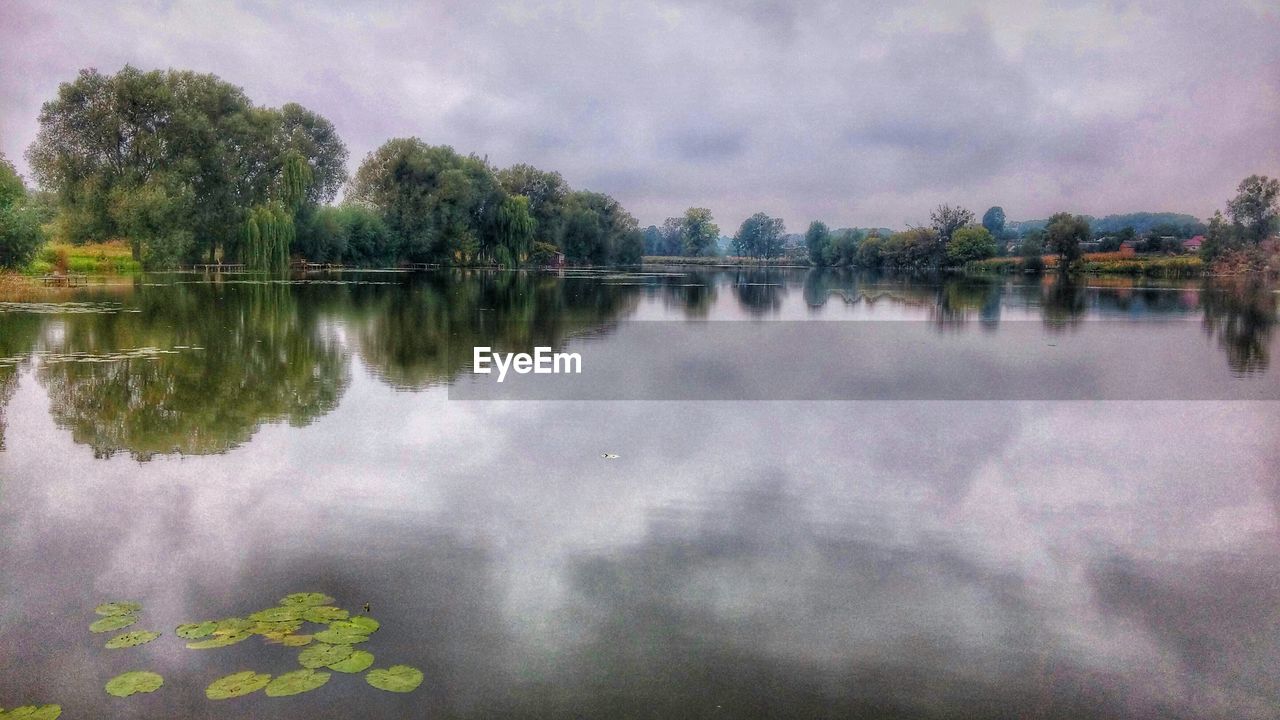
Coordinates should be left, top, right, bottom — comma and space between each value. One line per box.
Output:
981, 206, 1006, 238
882, 227, 941, 269
278, 102, 349, 206
657, 217, 684, 255
805, 221, 830, 265
0, 154, 45, 269
1199, 210, 1234, 260
494, 195, 535, 266
680, 207, 720, 256
496, 164, 569, 244
642, 225, 662, 255
822, 228, 863, 266
1226, 174, 1280, 242
855, 232, 885, 267
931, 204, 976, 244
946, 225, 997, 265
733, 212, 786, 258
1045, 212, 1089, 266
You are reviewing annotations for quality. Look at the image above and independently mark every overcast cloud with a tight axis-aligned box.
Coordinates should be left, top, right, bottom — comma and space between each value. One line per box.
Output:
1, 0, 1277, 229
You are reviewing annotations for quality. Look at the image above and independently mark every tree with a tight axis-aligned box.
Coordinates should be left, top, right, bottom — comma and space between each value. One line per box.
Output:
680, 207, 719, 257
822, 228, 862, 266
805, 221, 830, 265
496, 164, 568, 244
1045, 212, 1089, 266
981, 206, 1006, 238
946, 225, 997, 265
1226, 174, 1279, 242
494, 195, 535, 267
278, 102, 348, 206
0, 154, 44, 269
931, 204, 976, 244
733, 212, 785, 258
349, 138, 504, 263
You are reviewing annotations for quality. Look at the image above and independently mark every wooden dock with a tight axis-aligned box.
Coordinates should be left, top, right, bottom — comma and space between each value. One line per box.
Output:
38, 273, 88, 287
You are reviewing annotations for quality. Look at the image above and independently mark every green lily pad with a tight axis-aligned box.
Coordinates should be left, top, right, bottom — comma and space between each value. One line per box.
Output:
95, 602, 142, 616
313, 628, 369, 645
302, 606, 349, 623
175, 622, 218, 639
279, 593, 334, 607
105, 630, 160, 649
365, 665, 423, 693
214, 618, 253, 633
298, 642, 353, 669
90, 615, 137, 633
249, 606, 306, 623
105, 671, 164, 697
274, 634, 314, 647
334, 616, 380, 634
327, 649, 374, 674
205, 671, 272, 700
0, 706, 62, 719
249, 619, 303, 635
186, 631, 251, 649
264, 669, 329, 697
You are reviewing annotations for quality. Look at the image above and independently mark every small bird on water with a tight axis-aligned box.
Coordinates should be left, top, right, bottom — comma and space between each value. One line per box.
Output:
362, 602, 371, 613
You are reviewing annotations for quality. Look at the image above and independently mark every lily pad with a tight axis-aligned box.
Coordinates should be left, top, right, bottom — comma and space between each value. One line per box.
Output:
105, 630, 160, 649
298, 642, 353, 669
264, 669, 329, 697
279, 593, 334, 607
365, 665, 423, 693
90, 615, 137, 633
335, 616, 380, 634
95, 602, 142, 616
249, 619, 303, 635
302, 606, 349, 623
249, 606, 306, 623
313, 628, 369, 645
105, 671, 164, 697
214, 618, 253, 633
0, 706, 62, 719
327, 649, 374, 674
276, 634, 314, 647
206, 671, 272, 700
175, 622, 218, 639
186, 631, 251, 649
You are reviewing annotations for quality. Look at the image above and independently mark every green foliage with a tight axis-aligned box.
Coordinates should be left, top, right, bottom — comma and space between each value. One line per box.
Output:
494, 195, 536, 266
90, 615, 138, 633
732, 213, 785, 258
805, 221, 830, 265
931, 204, 975, 244
1045, 212, 1090, 264
328, 649, 375, 673
365, 665, 424, 693
0, 154, 45, 270
0, 705, 62, 719
104, 671, 164, 698
299, 642, 354, 668
981, 206, 1006, 238
206, 671, 272, 700
1226, 174, 1279, 242
104, 630, 161, 649
264, 669, 330, 697
946, 225, 997, 264
679, 208, 720, 257
175, 621, 218, 639
243, 204, 294, 273
496, 164, 568, 244
27, 66, 345, 264
94, 601, 142, 616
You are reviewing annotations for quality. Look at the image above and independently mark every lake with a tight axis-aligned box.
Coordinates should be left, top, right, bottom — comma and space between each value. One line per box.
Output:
1, 268, 1278, 719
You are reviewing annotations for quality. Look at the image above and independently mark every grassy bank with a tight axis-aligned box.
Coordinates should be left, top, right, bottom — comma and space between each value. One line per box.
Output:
24, 240, 142, 276
643, 255, 808, 267
968, 252, 1204, 278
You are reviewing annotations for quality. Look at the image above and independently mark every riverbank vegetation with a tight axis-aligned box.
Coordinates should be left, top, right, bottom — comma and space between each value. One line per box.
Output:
1, 65, 1275, 278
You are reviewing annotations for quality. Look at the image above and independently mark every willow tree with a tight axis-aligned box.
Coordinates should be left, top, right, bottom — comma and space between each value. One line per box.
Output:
494, 195, 535, 267
243, 203, 293, 273
281, 150, 314, 212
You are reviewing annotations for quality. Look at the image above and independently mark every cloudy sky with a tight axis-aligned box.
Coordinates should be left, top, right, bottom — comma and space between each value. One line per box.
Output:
1, 0, 1277, 230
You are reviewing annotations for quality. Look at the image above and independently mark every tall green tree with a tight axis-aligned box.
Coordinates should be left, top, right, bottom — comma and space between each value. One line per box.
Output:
733, 212, 785, 258
946, 224, 997, 264
0, 153, 45, 269
1226, 174, 1279, 243
981, 206, 1006, 238
496, 164, 568, 244
931, 204, 976, 244
805, 221, 830, 265
1045, 212, 1089, 266
494, 195, 536, 267
680, 207, 719, 257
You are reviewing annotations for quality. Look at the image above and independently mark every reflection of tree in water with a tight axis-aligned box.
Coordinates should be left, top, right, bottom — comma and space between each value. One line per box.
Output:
38, 282, 349, 460
1201, 280, 1277, 374
349, 270, 641, 389
932, 276, 1001, 328
731, 268, 787, 315
1040, 275, 1087, 331
0, 312, 41, 452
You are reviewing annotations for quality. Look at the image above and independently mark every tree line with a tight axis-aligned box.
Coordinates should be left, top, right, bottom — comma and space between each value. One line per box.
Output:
0, 66, 1276, 272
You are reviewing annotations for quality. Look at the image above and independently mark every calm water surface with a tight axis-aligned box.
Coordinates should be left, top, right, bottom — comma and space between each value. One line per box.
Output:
1, 268, 1279, 719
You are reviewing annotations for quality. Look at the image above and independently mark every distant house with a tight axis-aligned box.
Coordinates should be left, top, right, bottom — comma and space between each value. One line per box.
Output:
1119, 240, 1141, 255
1182, 235, 1205, 253
550, 251, 565, 269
